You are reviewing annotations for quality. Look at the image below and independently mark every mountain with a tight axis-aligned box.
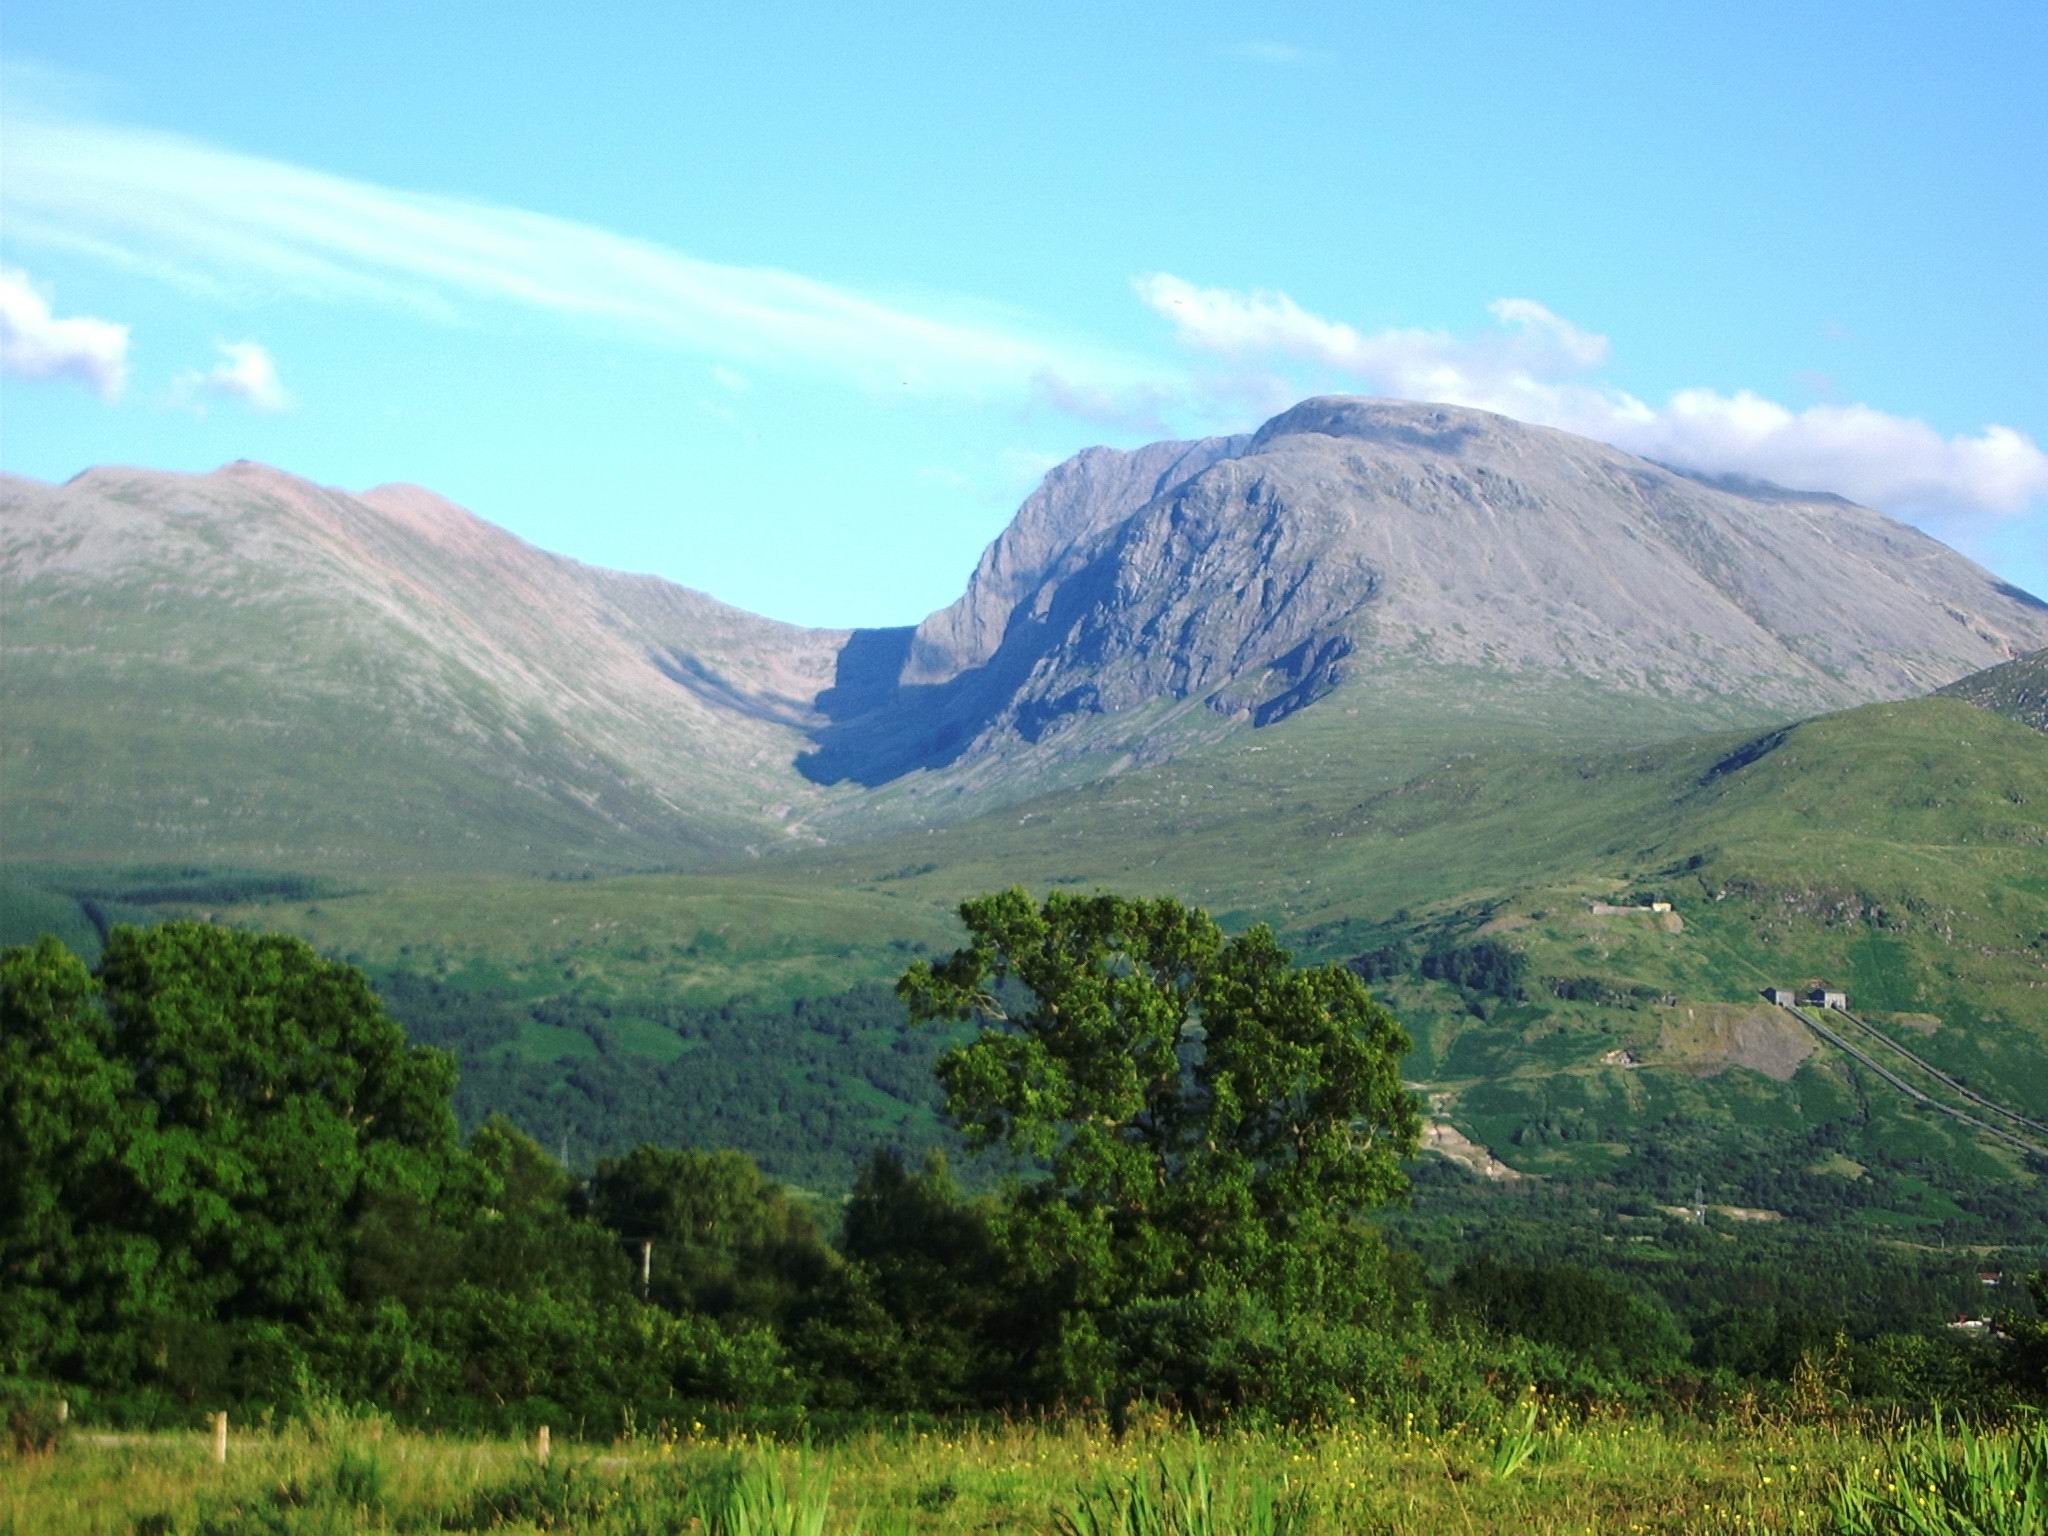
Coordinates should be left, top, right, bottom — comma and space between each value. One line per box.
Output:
1940, 647, 2048, 732
799, 400, 2048, 794
6, 398, 2045, 876
0, 462, 853, 872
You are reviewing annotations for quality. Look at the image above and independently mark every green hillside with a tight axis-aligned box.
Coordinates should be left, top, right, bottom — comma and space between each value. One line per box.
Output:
8, 688, 2042, 1236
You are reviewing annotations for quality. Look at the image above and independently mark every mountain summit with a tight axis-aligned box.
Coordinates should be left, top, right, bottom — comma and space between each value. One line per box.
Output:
5, 399, 2044, 869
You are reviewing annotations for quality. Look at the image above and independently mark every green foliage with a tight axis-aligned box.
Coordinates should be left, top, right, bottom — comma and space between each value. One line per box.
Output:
900, 889, 1420, 1409
587, 1146, 834, 1325
1829, 1411, 2048, 1535
0, 924, 462, 1397
794, 1150, 1008, 1410
1998, 1271, 2048, 1394
16, 1415, 2048, 1536
1, 1377, 69, 1456
0, 937, 129, 1380
1446, 1261, 1687, 1380
695, 1454, 848, 1536
387, 975, 964, 1186
449, 1458, 618, 1531
1053, 1442, 1305, 1536
5, 913, 2042, 1438
1420, 937, 1527, 1002
1487, 1395, 1541, 1480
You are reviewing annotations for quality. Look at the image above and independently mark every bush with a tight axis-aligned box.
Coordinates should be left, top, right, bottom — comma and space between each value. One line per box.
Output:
2, 1377, 67, 1456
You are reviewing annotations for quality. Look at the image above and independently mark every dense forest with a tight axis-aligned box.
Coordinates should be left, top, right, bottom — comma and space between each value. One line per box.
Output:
379, 974, 961, 1188
3, 900, 2043, 1438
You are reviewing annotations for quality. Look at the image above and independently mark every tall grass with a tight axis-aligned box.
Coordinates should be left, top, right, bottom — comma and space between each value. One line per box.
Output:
8, 1410, 2047, 1534
1052, 1441, 1303, 1536
1829, 1411, 2046, 1536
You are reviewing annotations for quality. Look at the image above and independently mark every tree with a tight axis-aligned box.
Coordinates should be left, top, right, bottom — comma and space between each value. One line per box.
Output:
585, 1145, 833, 1326
1, 923, 467, 1399
96, 922, 461, 1343
0, 938, 137, 1378
795, 1148, 1010, 1409
898, 889, 1420, 1406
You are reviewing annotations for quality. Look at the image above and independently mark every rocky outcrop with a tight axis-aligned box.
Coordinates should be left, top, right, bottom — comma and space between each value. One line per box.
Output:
1939, 648, 2048, 732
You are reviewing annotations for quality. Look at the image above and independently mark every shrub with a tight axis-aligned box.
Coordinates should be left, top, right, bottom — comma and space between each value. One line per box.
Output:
2, 1377, 67, 1456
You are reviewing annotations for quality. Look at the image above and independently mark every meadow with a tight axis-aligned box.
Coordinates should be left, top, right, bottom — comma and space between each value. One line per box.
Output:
9, 1405, 2042, 1535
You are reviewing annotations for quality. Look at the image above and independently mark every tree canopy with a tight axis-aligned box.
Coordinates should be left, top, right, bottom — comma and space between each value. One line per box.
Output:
899, 889, 1421, 1406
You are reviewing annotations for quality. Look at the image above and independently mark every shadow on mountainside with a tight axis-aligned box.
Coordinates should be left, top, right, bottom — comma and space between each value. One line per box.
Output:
795, 552, 1136, 787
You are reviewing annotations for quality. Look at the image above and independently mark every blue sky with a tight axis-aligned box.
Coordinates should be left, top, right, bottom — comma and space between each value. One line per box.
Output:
3, 1, 2044, 625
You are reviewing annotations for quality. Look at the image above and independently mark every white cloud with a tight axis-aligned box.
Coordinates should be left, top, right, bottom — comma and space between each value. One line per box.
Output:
176, 340, 292, 412
1136, 273, 2048, 532
0, 266, 129, 399
3, 106, 1149, 412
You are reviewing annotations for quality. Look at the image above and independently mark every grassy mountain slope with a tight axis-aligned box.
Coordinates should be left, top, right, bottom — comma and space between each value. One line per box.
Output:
0, 464, 852, 873
11, 687, 2039, 1234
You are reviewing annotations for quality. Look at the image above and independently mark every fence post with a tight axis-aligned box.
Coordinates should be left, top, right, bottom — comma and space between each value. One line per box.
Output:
536, 1424, 551, 1466
212, 1410, 228, 1465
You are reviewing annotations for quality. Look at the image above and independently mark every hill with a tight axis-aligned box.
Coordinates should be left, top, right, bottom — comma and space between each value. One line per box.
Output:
0, 463, 852, 873
14, 685, 2041, 1236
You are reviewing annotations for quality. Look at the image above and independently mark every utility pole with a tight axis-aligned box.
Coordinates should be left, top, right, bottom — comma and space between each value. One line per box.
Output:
1692, 1175, 1706, 1226
640, 1239, 653, 1298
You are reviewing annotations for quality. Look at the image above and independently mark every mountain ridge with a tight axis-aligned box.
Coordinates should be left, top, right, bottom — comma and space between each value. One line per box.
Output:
6, 398, 2046, 872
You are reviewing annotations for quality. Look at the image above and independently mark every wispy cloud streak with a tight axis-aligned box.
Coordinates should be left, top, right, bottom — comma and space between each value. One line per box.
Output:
3, 109, 1147, 408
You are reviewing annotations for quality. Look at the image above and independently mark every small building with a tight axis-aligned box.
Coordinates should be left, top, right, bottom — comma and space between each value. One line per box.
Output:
1763, 987, 1800, 1006
1805, 988, 1848, 1011
1649, 901, 1673, 913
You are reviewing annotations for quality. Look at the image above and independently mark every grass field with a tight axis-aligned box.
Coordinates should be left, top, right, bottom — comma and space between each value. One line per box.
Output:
9, 1407, 2036, 1534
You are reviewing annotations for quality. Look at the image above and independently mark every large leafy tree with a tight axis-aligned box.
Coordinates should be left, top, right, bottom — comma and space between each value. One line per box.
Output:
898, 889, 1420, 1404
98, 922, 461, 1336
2, 923, 464, 1394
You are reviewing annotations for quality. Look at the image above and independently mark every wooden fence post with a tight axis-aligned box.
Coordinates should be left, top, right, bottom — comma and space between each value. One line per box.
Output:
536, 1424, 551, 1466
212, 1410, 228, 1465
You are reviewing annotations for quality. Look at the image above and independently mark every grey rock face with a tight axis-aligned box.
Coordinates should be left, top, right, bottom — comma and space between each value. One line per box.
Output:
802, 398, 2048, 787
902, 434, 1248, 687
